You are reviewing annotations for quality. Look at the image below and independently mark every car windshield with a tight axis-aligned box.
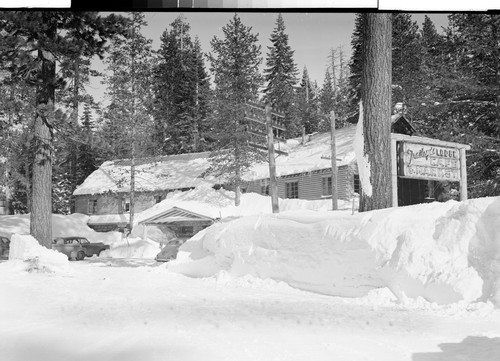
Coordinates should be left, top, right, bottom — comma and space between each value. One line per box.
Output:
80, 239, 90, 244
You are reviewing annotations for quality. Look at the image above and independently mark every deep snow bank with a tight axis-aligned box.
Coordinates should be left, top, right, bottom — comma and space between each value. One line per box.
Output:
169, 196, 500, 306
8, 234, 69, 273
100, 236, 161, 259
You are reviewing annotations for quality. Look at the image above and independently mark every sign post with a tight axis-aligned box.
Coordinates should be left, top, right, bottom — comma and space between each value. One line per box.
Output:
330, 111, 338, 211
266, 104, 279, 214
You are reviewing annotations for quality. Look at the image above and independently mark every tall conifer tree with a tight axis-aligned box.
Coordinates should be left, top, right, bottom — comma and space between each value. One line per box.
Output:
101, 12, 154, 232
263, 13, 299, 137
153, 16, 211, 155
319, 69, 335, 126
208, 14, 264, 206
0, 11, 128, 247
296, 67, 320, 135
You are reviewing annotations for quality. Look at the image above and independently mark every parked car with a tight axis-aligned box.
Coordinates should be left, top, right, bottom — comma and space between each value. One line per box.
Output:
0, 236, 10, 260
52, 237, 110, 261
155, 238, 184, 262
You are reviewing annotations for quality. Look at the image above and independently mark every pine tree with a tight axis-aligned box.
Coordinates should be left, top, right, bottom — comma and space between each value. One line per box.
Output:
319, 69, 335, 126
0, 81, 34, 214
55, 45, 97, 212
418, 14, 500, 198
348, 13, 365, 113
0, 11, 128, 247
359, 13, 393, 212
76, 103, 99, 186
263, 13, 299, 137
391, 13, 423, 108
208, 14, 264, 206
349, 13, 424, 114
295, 67, 320, 136
101, 12, 154, 232
153, 16, 212, 155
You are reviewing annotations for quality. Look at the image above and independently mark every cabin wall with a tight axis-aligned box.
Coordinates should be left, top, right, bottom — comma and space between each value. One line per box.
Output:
74, 190, 172, 215
244, 165, 353, 201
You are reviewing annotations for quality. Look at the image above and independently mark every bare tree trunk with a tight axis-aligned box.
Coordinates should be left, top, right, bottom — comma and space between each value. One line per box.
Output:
234, 157, 241, 206
31, 37, 56, 247
266, 104, 279, 213
359, 13, 393, 212
129, 153, 135, 234
69, 57, 80, 214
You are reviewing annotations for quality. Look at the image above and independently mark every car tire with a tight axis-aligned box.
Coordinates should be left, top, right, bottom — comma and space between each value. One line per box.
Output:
76, 251, 85, 261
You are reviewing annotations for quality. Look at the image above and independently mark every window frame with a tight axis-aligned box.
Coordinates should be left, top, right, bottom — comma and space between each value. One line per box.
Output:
260, 179, 270, 195
322, 176, 333, 197
353, 174, 360, 195
88, 199, 97, 214
122, 198, 130, 213
285, 181, 299, 199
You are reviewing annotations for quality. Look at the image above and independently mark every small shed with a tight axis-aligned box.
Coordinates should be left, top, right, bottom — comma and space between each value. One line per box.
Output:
138, 206, 215, 243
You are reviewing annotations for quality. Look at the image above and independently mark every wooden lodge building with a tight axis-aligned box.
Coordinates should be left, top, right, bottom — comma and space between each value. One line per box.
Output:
73, 111, 470, 234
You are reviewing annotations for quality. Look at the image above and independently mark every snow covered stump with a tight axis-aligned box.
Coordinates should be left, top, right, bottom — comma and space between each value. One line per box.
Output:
9, 234, 70, 273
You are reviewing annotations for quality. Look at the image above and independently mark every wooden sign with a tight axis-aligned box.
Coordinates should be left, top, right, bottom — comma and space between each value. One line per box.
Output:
400, 142, 460, 182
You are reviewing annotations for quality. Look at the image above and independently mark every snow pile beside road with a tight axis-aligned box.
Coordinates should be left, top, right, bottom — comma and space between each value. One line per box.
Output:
170, 196, 500, 306
100, 237, 161, 259
8, 234, 69, 273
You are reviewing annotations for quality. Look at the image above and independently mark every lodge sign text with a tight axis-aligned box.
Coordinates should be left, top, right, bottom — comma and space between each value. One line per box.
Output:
400, 142, 460, 182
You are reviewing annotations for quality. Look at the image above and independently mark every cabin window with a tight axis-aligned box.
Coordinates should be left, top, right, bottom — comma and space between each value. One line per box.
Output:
122, 198, 130, 213
178, 225, 194, 236
322, 176, 332, 196
354, 174, 360, 194
88, 199, 97, 214
155, 195, 163, 204
260, 179, 270, 195
285, 181, 299, 199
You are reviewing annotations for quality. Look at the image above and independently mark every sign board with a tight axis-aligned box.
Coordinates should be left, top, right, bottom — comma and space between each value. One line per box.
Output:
400, 142, 460, 182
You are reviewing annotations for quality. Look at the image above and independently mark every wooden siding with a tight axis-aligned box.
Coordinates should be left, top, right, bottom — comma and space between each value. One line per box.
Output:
245, 165, 354, 201
74, 190, 172, 216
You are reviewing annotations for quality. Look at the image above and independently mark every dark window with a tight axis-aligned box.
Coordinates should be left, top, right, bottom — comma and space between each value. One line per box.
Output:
178, 225, 194, 236
122, 199, 130, 213
260, 180, 269, 195
354, 174, 360, 194
285, 181, 299, 199
322, 176, 332, 196
155, 195, 163, 204
88, 199, 97, 214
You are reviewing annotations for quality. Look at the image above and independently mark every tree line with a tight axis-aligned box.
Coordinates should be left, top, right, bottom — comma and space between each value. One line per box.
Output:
1, 12, 499, 246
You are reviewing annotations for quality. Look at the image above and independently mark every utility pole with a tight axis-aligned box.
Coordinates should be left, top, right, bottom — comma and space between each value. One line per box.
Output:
266, 104, 279, 213
330, 110, 338, 210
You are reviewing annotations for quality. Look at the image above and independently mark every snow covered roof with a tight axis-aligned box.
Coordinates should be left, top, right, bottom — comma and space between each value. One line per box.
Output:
242, 125, 357, 181
88, 213, 129, 226
73, 152, 215, 196
139, 206, 216, 224
74, 126, 359, 196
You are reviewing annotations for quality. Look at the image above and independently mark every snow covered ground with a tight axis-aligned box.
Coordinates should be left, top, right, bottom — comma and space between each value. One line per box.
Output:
1, 256, 499, 361
1, 193, 500, 360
